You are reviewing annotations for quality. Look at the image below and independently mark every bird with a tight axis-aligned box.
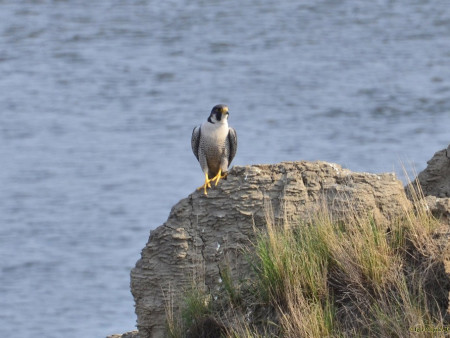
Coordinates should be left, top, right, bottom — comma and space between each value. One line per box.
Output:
191, 104, 237, 195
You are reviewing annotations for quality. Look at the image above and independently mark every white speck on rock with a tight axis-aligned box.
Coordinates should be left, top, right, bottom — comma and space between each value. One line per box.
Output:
329, 163, 340, 173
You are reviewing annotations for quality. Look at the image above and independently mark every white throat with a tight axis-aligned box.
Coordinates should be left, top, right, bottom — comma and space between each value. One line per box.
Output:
202, 118, 228, 134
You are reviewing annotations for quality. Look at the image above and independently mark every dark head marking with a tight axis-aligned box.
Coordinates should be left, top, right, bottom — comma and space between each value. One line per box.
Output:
210, 104, 229, 122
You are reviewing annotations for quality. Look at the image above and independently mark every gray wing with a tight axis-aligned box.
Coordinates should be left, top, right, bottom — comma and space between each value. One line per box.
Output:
191, 125, 201, 161
227, 127, 237, 165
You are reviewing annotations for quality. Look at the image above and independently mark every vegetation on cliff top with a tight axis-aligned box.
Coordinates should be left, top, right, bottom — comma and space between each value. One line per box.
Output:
166, 183, 449, 337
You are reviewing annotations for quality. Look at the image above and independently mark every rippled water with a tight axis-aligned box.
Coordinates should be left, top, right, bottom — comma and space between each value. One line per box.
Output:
1, 1, 449, 337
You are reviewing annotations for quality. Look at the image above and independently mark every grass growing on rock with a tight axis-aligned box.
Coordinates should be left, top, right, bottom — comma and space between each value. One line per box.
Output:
166, 190, 449, 337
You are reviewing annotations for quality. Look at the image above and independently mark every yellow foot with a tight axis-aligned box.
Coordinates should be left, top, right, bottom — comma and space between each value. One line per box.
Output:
196, 173, 212, 195
211, 169, 228, 186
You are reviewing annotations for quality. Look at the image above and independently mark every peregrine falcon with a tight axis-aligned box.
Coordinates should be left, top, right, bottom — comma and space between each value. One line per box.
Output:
191, 104, 237, 195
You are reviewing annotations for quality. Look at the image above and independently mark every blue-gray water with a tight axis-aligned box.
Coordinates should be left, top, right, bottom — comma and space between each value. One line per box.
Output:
1, 1, 449, 337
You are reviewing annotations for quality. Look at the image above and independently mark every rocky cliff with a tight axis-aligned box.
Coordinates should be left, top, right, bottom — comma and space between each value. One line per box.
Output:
129, 161, 411, 338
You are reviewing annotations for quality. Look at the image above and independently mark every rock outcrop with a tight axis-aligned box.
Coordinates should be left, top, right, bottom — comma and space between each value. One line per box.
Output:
412, 144, 450, 225
130, 161, 411, 338
416, 144, 450, 198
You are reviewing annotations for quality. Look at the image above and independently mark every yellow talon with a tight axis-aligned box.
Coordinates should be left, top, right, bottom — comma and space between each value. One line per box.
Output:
197, 170, 228, 195
197, 172, 212, 195
211, 169, 227, 186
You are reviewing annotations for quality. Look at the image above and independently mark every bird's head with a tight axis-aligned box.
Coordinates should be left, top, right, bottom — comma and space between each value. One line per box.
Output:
208, 104, 229, 124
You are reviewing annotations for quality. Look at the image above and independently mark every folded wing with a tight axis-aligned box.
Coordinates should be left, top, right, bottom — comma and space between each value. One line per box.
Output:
191, 126, 201, 161
227, 127, 237, 165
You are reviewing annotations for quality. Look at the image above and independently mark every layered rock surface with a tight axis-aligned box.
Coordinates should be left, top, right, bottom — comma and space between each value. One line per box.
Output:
130, 161, 411, 338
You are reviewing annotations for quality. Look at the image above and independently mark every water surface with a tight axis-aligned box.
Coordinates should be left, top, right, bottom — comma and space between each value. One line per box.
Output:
1, 1, 449, 337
